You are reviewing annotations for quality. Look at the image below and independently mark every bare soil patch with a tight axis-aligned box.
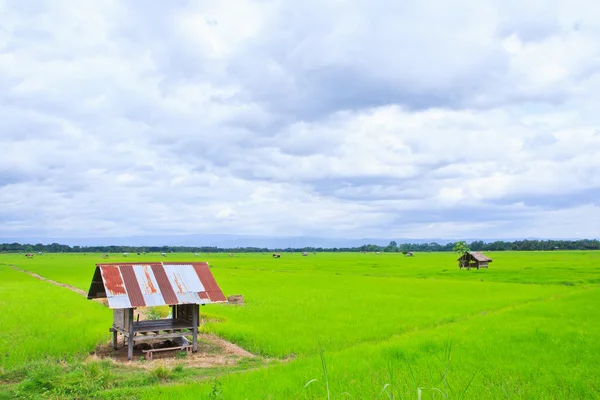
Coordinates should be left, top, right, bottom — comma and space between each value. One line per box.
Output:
93, 334, 255, 369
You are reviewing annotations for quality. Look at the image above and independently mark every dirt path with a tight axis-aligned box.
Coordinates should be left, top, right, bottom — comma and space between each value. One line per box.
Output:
9, 264, 87, 296
202, 334, 255, 358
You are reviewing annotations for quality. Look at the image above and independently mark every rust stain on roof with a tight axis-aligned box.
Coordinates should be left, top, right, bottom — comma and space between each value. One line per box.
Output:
100, 265, 126, 295
142, 265, 157, 294
173, 273, 184, 293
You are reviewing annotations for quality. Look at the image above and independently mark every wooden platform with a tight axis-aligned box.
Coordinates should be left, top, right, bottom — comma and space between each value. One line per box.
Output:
132, 319, 194, 334
111, 319, 194, 341
110, 305, 200, 360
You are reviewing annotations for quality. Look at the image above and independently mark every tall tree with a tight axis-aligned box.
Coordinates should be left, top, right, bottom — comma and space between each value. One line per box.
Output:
453, 241, 470, 255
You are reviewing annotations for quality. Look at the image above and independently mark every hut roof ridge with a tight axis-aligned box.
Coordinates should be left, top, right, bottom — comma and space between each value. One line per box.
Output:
467, 251, 492, 261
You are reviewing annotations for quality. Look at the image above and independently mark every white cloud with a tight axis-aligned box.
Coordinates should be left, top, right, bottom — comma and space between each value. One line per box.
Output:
1, 0, 599, 241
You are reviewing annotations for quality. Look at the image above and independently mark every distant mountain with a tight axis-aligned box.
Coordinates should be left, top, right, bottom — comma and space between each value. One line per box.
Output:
0, 234, 589, 248
0, 234, 406, 248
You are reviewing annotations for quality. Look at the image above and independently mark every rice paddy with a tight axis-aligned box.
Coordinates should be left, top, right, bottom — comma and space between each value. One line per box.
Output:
1, 251, 599, 399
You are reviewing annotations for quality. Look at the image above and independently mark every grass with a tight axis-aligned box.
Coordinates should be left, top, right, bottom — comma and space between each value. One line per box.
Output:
199, 268, 572, 357
0, 251, 599, 398
0, 357, 254, 399
129, 286, 600, 399
0, 265, 111, 372
4, 250, 600, 289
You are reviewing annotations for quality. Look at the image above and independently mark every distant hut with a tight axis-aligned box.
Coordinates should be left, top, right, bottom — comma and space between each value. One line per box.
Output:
87, 262, 227, 360
458, 251, 492, 270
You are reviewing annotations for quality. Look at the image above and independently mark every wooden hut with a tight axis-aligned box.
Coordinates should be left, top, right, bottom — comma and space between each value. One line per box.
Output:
457, 252, 492, 269
87, 262, 227, 360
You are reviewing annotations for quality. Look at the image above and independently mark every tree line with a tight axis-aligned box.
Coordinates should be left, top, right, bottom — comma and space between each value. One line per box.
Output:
1, 239, 599, 254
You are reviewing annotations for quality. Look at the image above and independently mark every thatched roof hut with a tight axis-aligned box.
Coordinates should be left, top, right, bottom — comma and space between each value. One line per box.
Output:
457, 251, 492, 270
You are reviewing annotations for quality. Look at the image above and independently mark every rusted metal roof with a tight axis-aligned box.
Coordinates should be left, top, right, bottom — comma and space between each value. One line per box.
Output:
87, 262, 227, 309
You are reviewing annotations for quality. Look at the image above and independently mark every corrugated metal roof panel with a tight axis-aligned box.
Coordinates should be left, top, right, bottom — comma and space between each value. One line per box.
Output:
133, 265, 167, 307
176, 291, 204, 304
164, 264, 205, 292
192, 262, 216, 290
193, 262, 227, 302
120, 266, 146, 307
89, 262, 226, 308
208, 291, 227, 302
99, 265, 126, 296
151, 264, 179, 305
99, 265, 132, 308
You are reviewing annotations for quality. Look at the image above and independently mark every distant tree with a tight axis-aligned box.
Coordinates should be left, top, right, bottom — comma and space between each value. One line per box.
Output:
469, 240, 484, 251
1, 238, 599, 254
400, 244, 409, 255
385, 241, 399, 252
453, 241, 470, 255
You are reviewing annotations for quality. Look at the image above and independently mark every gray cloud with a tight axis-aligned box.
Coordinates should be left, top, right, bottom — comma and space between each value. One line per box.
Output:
0, 0, 599, 240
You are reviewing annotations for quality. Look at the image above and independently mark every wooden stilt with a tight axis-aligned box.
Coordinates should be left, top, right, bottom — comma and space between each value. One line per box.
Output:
192, 304, 198, 352
112, 328, 118, 350
127, 308, 134, 360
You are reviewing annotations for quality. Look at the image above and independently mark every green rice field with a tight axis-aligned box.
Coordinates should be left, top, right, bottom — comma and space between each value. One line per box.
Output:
1, 251, 599, 399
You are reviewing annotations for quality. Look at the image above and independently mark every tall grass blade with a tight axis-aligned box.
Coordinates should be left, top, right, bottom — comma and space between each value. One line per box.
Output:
377, 383, 391, 399
303, 379, 319, 389
457, 372, 477, 400
319, 345, 330, 400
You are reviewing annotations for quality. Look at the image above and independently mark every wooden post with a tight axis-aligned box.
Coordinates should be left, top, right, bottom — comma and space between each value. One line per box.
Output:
127, 308, 134, 360
171, 305, 176, 319
112, 329, 118, 350
192, 304, 199, 352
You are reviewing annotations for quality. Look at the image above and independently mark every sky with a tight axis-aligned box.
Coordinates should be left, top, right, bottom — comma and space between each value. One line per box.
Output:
1, 0, 600, 241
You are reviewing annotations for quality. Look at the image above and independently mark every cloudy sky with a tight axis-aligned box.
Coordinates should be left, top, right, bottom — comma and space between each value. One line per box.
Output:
1, 0, 600, 241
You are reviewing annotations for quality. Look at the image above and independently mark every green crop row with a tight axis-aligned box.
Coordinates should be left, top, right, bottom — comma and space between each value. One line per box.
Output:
1, 252, 599, 398
0, 266, 111, 371
126, 286, 600, 399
